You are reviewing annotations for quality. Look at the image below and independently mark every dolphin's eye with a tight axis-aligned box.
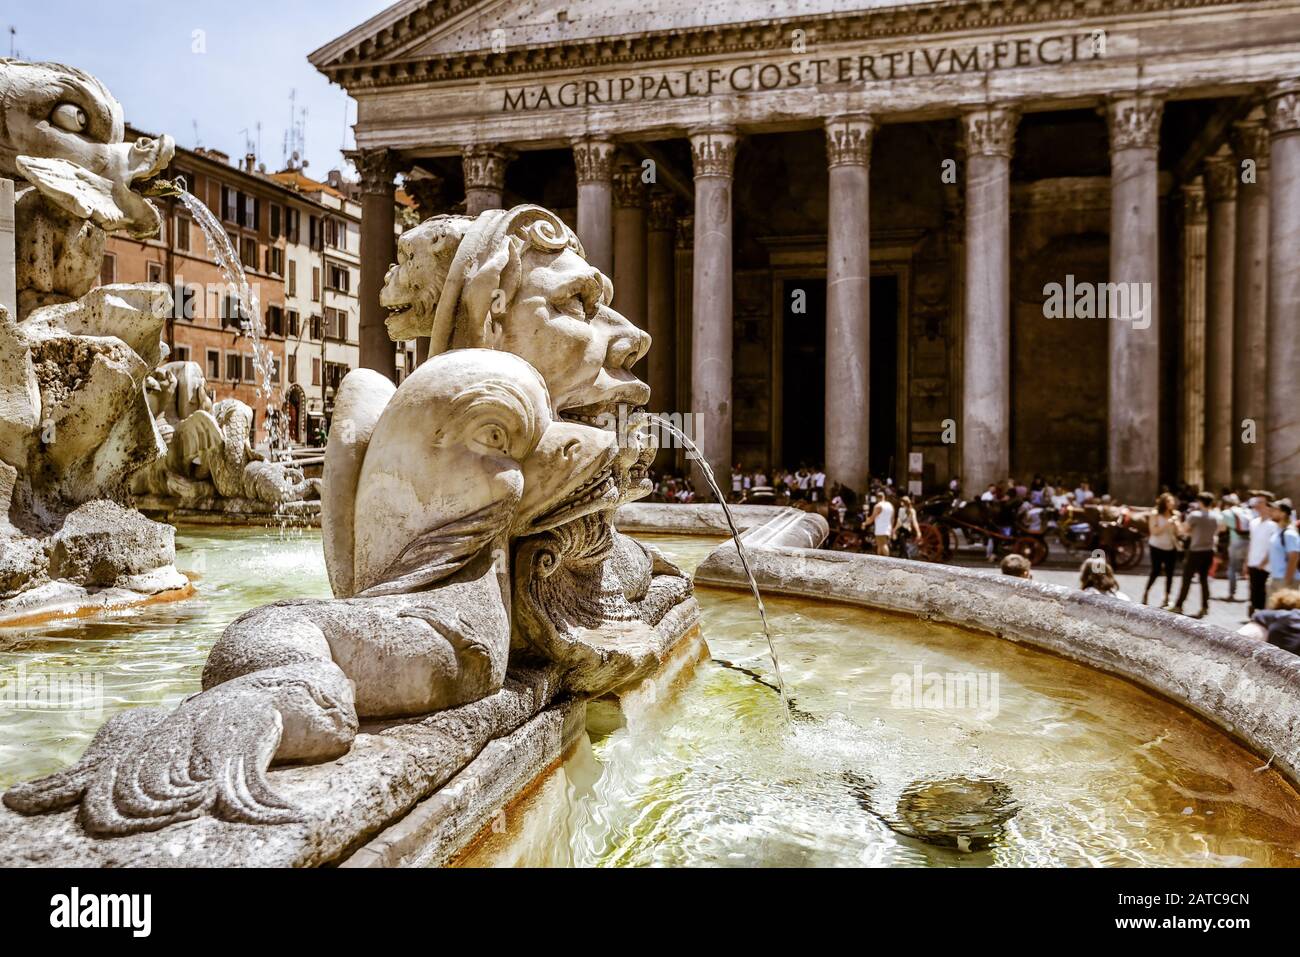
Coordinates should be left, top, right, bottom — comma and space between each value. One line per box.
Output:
50, 103, 89, 133
472, 422, 510, 455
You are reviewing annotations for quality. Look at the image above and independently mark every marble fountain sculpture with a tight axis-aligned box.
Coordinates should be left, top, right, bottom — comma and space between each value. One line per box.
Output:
0, 204, 700, 863
130, 359, 321, 519
0, 59, 189, 625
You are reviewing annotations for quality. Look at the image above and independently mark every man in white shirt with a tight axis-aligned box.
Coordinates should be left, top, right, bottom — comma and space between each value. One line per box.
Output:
730, 466, 742, 503
811, 469, 826, 502
868, 495, 895, 556
1247, 496, 1276, 615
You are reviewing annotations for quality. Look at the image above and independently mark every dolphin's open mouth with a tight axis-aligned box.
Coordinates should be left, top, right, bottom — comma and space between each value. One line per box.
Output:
559, 401, 653, 490
530, 466, 619, 530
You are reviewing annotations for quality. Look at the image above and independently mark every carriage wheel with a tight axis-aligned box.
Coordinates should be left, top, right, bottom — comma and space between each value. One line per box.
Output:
831, 530, 862, 552
916, 523, 948, 562
1113, 536, 1144, 571
1008, 536, 1050, 567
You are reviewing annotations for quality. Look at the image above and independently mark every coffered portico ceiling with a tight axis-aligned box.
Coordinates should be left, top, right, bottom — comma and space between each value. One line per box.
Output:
311, 0, 1300, 154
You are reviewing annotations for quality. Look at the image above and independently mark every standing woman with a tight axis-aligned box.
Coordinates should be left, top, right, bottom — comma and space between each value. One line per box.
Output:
1143, 492, 1180, 608
894, 496, 919, 558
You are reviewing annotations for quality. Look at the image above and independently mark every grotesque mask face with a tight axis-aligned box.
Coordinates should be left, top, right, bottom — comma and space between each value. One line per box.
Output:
499, 246, 650, 420
0, 59, 174, 237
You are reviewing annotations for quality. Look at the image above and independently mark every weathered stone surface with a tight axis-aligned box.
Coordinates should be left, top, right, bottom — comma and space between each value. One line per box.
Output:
46, 500, 174, 587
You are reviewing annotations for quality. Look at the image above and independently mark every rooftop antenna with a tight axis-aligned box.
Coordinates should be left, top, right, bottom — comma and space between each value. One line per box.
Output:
300, 106, 309, 168
8, 26, 16, 58
284, 88, 297, 167
192, 119, 203, 148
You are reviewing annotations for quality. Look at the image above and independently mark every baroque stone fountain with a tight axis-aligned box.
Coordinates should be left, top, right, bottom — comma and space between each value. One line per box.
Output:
0, 202, 700, 864
0, 59, 189, 625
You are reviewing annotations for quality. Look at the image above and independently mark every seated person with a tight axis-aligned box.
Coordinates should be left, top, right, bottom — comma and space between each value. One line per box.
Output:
999, 554, 1032, 580
1237, 589, 1300, 654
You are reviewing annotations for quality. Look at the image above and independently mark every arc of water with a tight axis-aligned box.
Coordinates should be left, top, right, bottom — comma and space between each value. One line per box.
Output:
646, 414, 790, 721
176, 188, 288, 456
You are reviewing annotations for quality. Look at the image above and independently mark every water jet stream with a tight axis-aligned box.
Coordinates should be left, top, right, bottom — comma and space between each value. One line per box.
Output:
645, 414, 790, 720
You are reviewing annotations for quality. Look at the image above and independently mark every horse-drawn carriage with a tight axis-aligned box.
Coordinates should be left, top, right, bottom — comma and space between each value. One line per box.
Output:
913, 497, 1050, 565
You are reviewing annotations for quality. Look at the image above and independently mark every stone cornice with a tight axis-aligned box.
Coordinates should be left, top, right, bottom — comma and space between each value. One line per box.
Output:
462, 144, 515, 191
1267, 81, 1300, 136
825, 114, 874, 168
572, 137, 616, 184
963, 107, 1018, 158
689, 129, 738, 179
315, 0, 1270, 91
1107, 95, 1163, 152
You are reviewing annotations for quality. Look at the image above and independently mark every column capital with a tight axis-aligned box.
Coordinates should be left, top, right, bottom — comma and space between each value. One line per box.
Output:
350, 148, 401, 194
1230, 116, 1271, 170
675, 214, 694, 250
613, 164, 647, 209
1181, 178, 1207, 224
824, 114, 875, 167
648, 190, 676, 231
1268, 79, 1300, 136
1203, 149, 1239, 202
688, 128, 738, 179
1106, 94, 1163, 152
572, 137, 617, 185
1266, 81, 1300, 137
962, 106, 1018, 158
462, 144, 515, 192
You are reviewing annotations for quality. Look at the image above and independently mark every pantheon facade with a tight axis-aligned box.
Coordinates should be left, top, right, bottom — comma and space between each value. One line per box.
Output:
312, 0, 1300, 501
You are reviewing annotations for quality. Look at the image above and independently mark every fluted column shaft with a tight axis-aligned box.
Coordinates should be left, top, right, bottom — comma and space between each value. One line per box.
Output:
573, 138, 616, 276
1106, 95, 1163, 502
1230, 116, 1270, 489
961, 107, 1017, 496
824, 114, 875, 495
1267, 83, 1300, 493
1203, 152, 1238, 491
689, 128, 737, 487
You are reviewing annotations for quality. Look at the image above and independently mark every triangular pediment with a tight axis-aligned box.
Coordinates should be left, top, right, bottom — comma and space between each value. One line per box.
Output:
312, 0, 935, 69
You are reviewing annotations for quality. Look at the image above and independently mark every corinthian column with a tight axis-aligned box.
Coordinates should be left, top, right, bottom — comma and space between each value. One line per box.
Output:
1230, 114, 1269, 489
1106, 95, 1162, 502
613, 164, 648, 331
1203, 150, 1237, 491
462, 144, 514, 215
354, 147, 400, 380
573, 138, 616, 276
824, 114, 875, 496
674, 215, 694, 475
1266, 82, 1300, 493
646, 190, 677, 417
689, 127, 737, 488
961, 106, 1017, 498
1180, 179, 1207, 489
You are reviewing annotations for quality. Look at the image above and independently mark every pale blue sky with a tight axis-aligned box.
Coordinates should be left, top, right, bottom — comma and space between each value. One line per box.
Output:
6, 0, 396, 177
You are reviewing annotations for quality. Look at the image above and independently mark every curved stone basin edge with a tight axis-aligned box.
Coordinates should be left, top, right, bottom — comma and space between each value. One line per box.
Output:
0, 584, 703, 867
683, 503, 1300, 789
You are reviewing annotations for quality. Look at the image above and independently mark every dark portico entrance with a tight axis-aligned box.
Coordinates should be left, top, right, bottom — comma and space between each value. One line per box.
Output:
778, 273, 900, 479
